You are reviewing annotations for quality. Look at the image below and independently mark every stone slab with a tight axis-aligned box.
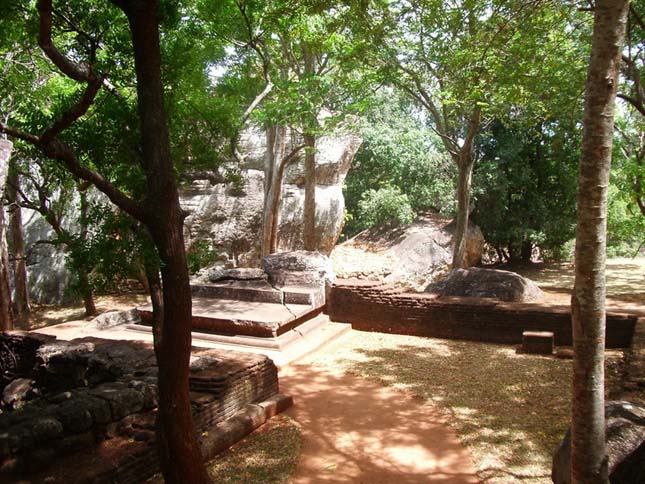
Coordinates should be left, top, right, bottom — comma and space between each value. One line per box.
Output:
522, 331, 554, 355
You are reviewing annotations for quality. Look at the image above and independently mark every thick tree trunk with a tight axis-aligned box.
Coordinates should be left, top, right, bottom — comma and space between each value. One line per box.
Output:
0, 139, 14, 330
119, 2, 209, 483
571, 2, 628, 484
451, 153, 474, 269
303, 133, 316, 251
7, 162, 30, 315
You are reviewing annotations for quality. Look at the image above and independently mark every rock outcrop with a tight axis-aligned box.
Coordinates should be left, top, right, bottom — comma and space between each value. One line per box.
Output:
263, 250, 335, 287
424, 267, 543, 302
552, 400, 645, 484
17, 126, 361, 303
331, 214, 485, 291
182, 126, 362, 267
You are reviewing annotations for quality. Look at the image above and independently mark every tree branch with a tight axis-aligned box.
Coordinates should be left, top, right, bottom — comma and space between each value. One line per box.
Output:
41, 76, 103, 142
37, 0, 92, 82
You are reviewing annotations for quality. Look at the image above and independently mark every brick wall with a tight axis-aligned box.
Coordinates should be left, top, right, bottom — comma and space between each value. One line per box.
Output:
328, 280, 638, 348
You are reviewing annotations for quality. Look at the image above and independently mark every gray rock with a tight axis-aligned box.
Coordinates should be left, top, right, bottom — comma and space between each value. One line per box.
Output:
90, 383, 144, 421
552, 400, 645, 484
208, 268, 268, 283
182, 127, 361, 267
2, 378, 34, 410
425, 267, 543, 302
263, 250, 335, 287
93, 308, 141, 329
30, 416, 64, 443
333, 214, 485, 291
56, 398, 93, 433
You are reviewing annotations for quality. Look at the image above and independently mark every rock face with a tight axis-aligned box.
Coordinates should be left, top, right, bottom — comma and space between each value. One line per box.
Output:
182, 126, 362, 267
331, 214, 485, 291
552, 400, 645, 484
424, 267, 543, 302
18, 126, 360, 303
263, 250, 335, 287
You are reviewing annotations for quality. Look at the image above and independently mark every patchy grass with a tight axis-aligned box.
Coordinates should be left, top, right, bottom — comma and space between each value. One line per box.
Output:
302, 332, 626, 484
148, 415, 301, 484
207, 415, 301, 484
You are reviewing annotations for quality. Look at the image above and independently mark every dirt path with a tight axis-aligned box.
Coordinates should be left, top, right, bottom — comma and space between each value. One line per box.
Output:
280, 362, 480, 484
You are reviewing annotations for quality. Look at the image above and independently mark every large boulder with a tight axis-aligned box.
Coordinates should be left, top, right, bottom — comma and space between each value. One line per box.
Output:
182, 126, 362, 267
424, 267, 543, 302
552, 400, 645, 484
332, 214, 485, 291
263, 250, 334, 287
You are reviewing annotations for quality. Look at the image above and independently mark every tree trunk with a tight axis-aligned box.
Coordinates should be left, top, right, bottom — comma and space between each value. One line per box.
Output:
302, 46, 317, 252
571, 2, 628, 484
451, 107, 480, 269
0, 139, 14, 330
119, 2, 209, 483
451, 153, 474, 269
303, 133, 316, 251
78, 190, 96, 317
262, 125, 286, 256
7, 162, 30, 315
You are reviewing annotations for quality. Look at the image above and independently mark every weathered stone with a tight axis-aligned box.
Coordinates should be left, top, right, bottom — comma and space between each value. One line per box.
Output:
30, 417, 64, 444
552, 400, 645, 484
333, 214, 485, 290
208, 268, 268, 283
263, 250, 335, 287
56, 399, 93, 433
2, 378, 34, 410
522, 331, 554, 355
90, 383, 144, 421
128, 380, 157, 410
183, 127, 361, 268
93, 308, 141, 329
425, 267, 543, 302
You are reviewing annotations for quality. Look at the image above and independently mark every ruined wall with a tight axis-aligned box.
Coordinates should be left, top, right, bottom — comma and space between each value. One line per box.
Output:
327, 280, 638, 348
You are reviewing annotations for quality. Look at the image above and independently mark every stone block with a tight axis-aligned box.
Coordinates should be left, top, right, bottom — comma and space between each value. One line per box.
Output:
522, 331, 554, 355
56, 399, 93, 433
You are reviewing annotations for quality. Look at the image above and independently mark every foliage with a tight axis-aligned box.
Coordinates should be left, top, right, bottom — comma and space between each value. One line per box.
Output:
473, 117, 580, 263
186, 240, 218, 275
343, 91, 455, 237
356, 186, 415, 231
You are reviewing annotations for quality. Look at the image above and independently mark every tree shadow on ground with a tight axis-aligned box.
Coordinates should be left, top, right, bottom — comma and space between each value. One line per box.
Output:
303, 335, 599, 483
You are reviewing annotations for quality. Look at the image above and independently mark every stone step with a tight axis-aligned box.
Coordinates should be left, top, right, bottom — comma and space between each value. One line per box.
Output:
126, 315, 351, 367
190, 282, 325, 307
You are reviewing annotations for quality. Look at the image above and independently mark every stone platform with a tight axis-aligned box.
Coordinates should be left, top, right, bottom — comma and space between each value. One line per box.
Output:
137, 281, 326, 338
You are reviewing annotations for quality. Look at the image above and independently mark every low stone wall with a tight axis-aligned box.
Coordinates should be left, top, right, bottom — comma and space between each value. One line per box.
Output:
0, 334, 285, 483
328, 280, 638, 348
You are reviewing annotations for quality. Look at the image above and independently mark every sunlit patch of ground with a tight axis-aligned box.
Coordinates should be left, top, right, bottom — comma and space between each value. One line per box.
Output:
512, 257, 645, 310
301, 332, 628, 484
15, 293, 150, 331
